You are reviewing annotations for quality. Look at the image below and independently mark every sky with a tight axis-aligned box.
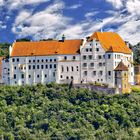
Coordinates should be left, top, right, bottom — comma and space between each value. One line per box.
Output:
0, 0, 139, 45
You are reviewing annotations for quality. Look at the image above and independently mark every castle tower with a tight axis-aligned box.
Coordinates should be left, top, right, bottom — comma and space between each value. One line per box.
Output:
114, 61, 131, 94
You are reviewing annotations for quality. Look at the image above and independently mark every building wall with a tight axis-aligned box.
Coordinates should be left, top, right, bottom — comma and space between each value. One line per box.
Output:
80, 40, 106, 84
2, 58, 9, 84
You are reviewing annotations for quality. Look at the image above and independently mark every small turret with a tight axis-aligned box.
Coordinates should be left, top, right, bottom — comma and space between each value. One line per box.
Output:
114, 61, 131, 94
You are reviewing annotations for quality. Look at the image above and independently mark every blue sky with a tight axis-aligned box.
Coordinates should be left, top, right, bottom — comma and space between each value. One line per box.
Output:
0, 0, 139, 45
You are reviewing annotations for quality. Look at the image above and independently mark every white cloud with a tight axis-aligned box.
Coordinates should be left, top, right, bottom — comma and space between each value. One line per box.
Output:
12, 0, 72, 40
85, 11, 98, 19
105, 0, 124, 9
0, 0, 4, 6
68, 4, 82, 9
126, 0, 140, 16
0, 0, 50, 10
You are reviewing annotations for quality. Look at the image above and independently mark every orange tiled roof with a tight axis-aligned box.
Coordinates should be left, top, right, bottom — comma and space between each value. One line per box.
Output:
11, 40, 83, 57
88, 32, 132, 54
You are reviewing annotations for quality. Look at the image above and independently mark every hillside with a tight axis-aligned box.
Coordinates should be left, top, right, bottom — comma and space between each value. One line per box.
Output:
131, 42, 140, 64
0, 83, 140, 139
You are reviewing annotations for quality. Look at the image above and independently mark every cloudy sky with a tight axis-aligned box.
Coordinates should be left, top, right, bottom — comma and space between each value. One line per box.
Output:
0, 0, 139, 45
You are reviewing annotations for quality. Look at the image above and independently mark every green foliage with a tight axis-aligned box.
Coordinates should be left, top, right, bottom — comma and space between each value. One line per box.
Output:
132, 42, 140, 64
0, 43, 10, 57
0, 84, 140, 139
16, 38, 31, 42
131, 86, 140, 93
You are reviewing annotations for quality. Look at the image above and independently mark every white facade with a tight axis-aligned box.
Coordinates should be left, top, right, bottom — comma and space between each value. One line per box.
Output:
2, 37, 134, 87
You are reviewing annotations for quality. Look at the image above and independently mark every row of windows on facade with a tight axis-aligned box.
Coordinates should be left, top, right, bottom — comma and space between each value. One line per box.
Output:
60, 75, 74, 80
12, 58, 57, 63
83, 71, 111, 76
82, 54, 105, 60
84, 47, 100, 52
13, 73, 55, 79
83, 62, 105, 67
12, 56, 77, 63
61, 66, 79, 72
14, 64, 57, 70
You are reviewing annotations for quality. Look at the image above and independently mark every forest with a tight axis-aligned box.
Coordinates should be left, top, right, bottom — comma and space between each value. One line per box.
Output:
0, 83, 140, 139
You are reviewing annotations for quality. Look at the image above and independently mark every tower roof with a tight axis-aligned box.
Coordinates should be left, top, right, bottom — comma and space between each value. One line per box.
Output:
114, 61, 128, 71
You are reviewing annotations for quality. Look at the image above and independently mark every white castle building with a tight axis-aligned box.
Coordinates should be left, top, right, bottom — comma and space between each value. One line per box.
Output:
2, 32, 134, 87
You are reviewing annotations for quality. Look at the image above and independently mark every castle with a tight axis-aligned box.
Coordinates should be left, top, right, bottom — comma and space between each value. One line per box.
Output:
2, 32, 134, 93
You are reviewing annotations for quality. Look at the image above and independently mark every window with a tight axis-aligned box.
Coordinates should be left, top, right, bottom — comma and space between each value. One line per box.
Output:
29, 60, 31, 63
33, 60, 35, 63
83, 71, 87, 76
21, 74, 24, 79
64, 56, 67, 60
60, 75, 63, 78
108, 71, 111, 76
77, 66, 79, 71
29, 75, 31, 78
12, 58, 15, 62
14, 66, 16, 70
90, 48, 92, 52
37, 65, 39, 69
71, 66, 74, 71
86, 48, 88, 52
54, 64, 56, 68
54, 59, 56, 62
37, 60, 40, 63
108, 54, 111, 59
99, 63, 102, 67
17, 58, 19, 62
50, 59, 52, 62
73, 56, 76, 60
37, 75, 39, 78
71, 76, 74, 79
90, 63, 94, 67
98, 55, 102, 59
96, 48, 99, 51
53, 72, 55, 77
66, 76, 69, 79
45, 74, 47, 78
28, 65, 31, 70
33, 65, 35, 69
41, 65, 44, 69
14, 74, 16, 79
67, 67, 69, 72
61, 66, 64, 72
99, 71, 103, 75
93, 71, 96, 76
83, 55, 86, 60
46, 59, 48, 62
83, 63, 87, 67
50, 64, 52, 69
42, 59, 44, 62
89, 55, 92, 59
46, 65, 48, 69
